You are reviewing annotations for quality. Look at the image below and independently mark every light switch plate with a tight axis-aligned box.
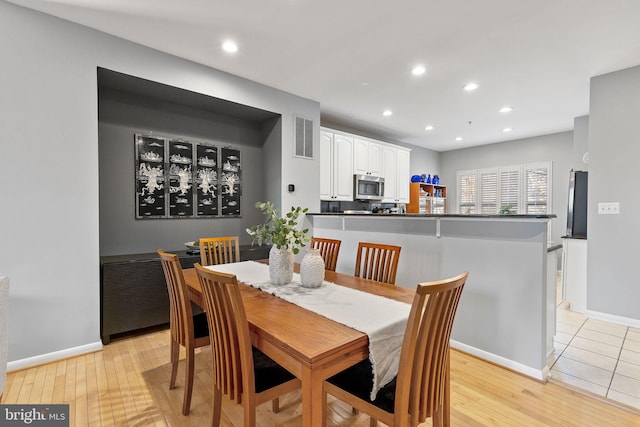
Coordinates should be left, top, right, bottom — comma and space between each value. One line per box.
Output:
598, 202, 620, 214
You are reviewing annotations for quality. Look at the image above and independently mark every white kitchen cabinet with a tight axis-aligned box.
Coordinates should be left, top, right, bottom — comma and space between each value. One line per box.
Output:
320, 130, 354, 201
381, 145, 411, 203
381, 146, 397, 202
322, 127, 409, 203
396, 148, 411, 202
354, 138, 382, 176
562, 237, 587, 313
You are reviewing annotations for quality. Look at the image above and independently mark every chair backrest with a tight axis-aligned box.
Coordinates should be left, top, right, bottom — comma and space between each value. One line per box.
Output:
394, 271, 468, 426
199, 236, 241, 266
354, 242, 402, 284
310, 237, 342, 271
195, 263, 254, 404
158, 249, 195, 347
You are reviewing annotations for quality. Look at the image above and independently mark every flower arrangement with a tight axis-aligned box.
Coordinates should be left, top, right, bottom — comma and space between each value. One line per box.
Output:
246, 201, 310, 254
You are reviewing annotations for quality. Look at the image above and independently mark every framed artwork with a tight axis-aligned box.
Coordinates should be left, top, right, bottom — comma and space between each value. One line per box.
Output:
135, 134, 240, 219
220, 147, 241, 217
135, 135, 166, 218
168, 139, 194, 217
195, 144, 218, 217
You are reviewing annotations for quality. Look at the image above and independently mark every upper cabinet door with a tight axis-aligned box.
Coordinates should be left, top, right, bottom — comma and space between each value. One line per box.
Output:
382, 146, 397, 202
333, 134, 354, 200
354, 139, 382, 176
319, 131, 333, 200
353, 139, 369, 175
368, 141, 383, 176
382, 146, 411, 203
396, 148, 411, 203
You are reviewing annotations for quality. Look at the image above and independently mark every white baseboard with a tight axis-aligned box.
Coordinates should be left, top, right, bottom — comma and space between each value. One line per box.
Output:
585, 310, 640, 329
451, 339, 547, 381
7, 341, 103, 372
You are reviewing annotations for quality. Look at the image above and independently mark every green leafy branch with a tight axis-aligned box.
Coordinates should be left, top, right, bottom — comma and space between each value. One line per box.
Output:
246, 201, 310, 254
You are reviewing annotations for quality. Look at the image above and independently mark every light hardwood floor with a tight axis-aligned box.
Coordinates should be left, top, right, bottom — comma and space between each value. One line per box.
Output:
3, 328, 640, 426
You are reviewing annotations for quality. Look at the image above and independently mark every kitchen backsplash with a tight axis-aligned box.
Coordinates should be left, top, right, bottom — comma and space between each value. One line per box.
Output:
320, 200, 398, 213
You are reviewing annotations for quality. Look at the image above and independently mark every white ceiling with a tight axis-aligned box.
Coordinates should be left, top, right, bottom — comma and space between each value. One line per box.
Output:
9, 0, 640, 151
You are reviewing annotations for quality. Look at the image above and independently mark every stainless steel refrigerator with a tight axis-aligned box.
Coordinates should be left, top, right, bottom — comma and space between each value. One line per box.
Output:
566, 170, 588, 238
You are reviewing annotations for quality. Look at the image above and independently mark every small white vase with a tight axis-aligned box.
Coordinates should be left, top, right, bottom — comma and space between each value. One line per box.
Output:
300, 248, 325, 288
269, 246, 294, 285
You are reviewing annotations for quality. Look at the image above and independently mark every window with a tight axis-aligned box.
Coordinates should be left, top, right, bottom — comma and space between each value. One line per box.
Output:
456, 162, 551, 215
525, 164, 550, 214
456, 171, 477, 214
479, 170, 498, 214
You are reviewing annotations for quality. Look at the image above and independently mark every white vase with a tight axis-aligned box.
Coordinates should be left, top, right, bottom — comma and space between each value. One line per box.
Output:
269, 246, 294, 285
300, 248, 325, 288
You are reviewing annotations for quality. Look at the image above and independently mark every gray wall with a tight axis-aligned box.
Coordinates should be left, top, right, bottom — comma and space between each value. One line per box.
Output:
588, 66, 640, 320
572, 115, 590, 171
440, 132, 573, 245
405, 143, 440, 180
0, 1, 320, 362
98, 88, 270, 255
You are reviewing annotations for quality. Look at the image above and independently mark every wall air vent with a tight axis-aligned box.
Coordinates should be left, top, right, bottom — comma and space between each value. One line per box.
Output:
294, 116, 313, 159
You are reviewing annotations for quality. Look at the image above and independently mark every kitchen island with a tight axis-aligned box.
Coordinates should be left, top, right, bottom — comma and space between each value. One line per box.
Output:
308, 212, 557, 381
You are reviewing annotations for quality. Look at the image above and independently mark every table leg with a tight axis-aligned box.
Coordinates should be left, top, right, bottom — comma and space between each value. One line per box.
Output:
301, 364, 326, 427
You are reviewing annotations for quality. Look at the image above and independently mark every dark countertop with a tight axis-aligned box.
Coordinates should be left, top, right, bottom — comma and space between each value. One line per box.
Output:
309, 212, 556, 219
101, 244, 269, 264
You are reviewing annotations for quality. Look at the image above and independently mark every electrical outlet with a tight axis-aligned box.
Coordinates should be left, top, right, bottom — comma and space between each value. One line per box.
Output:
598, 202, 620, 214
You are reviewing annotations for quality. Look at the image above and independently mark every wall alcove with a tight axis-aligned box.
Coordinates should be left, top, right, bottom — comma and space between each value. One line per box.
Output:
97, 67, 282, 256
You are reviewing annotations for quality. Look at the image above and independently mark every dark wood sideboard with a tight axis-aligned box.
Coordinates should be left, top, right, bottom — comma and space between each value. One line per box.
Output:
100, 245, 270, 344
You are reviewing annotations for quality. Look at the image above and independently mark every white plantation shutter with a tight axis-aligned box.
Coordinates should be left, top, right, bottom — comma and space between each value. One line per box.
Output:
479, 170, 498, 214
499, 167, 520, 213
456, 162, 551, 215
457, 171, 477, 214
525, 163, 551, 214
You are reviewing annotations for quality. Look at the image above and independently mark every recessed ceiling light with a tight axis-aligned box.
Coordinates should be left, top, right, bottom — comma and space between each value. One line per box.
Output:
221, 39, 238, 53
499, 106, 513, 113
382, 109, 393, 117
502, 127, 513, 132
411, 65, 426, 76
463, 82, 479, 91
425, 125, 434, 131
455, 136, 463, 141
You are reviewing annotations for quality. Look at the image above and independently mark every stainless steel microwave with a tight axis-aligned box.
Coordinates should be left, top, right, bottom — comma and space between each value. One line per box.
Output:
354, 174, 384, 200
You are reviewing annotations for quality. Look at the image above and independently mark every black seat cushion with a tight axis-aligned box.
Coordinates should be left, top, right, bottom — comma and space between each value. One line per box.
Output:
192, 312, 210, 339
252, 347, 296, 393
327, 359, 397, 413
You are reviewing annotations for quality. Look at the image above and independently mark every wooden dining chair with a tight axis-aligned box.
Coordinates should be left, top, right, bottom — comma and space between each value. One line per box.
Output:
354, 242, 402, 285
195, 263, 301, 427
199, 236, 241, 266
310, 237, 342, 271
323, 271, 468, 427
157, 249, 211, 416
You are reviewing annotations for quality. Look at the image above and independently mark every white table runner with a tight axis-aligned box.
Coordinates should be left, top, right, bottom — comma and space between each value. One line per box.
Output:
205, 261, 411, 400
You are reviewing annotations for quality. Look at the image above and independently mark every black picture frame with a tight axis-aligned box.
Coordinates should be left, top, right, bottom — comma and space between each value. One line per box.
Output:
220, 147, 242, 217
134, 134, 241, 219
135, 135, 166, 218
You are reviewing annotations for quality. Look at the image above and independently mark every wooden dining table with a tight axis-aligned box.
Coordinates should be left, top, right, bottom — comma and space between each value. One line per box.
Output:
182, 263, 415, 427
